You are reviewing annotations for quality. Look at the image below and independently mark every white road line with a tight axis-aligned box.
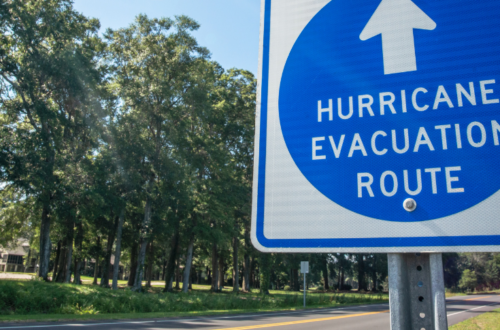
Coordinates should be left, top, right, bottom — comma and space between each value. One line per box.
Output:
0, 304, 389, 329
447, 301, 500, 317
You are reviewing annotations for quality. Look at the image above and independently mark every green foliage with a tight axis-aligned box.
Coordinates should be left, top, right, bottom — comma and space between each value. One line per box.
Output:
0, 190, 39, 247
459, 270, 478, 291
0, 281, 387, 316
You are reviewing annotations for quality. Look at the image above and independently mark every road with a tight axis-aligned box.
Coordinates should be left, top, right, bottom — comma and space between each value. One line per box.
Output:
1, 294, 499, 330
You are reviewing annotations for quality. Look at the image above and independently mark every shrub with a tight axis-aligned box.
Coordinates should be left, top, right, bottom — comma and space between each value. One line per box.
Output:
339, 284, 352, 291
283, 285, 291, 291
459, 270, 478, 292
0, 280, 388, 316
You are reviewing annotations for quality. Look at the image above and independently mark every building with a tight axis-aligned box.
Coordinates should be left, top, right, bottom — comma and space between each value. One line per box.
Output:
0, 239, 37, 273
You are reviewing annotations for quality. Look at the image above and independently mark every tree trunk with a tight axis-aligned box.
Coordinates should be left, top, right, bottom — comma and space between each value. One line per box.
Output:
112, 207, 125, 290
146, 241, 154, 287
73, 220, 84, 285
322, 255, 330, 290
243, 223, 251, 292
74, 259, 81, 285
232, 236, 239, 292
243, 254, 250, 292
128, 240, 139, 287
52, 241, 62, 282
101, 222, 117, 288
371, 255, 378, 292
249, 257, 255, 289
219, 255, 224, 289
55, 240, 67, 283
357, 254, 366, 291
132, 236, 148, 291
39, 204, 51, 281
93, 236, 101, 285
93, 254, 100, 285
211, 242, 219, 292
175, 257, 181, 290
259, 254, 271, 295
163, 229, 180, 292
161, 254, 167, 281
132, 197, 152, 292
182, 237, 194, 293
166, 276, 173, 291
64, 218, 75, 283
24, 248, 31, 273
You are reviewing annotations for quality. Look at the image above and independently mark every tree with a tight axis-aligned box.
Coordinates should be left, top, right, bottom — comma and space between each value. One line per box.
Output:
0, 0, 104, 280
106, 14, 210, 291
459, 269, 478, 292
259, 253, 272, 295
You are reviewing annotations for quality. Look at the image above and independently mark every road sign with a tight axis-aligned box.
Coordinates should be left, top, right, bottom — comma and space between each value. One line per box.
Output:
300, 261, 309, 274
251, 0, 500, 253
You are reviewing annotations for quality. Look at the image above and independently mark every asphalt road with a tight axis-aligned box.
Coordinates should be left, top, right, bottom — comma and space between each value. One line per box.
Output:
1, 294, 499, 330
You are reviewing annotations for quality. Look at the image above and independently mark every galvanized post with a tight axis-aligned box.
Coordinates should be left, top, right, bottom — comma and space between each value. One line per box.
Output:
388, 253, 448, 330
430, 254, 448, 329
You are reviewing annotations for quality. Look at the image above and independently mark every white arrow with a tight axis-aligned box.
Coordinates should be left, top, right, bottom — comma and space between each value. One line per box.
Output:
360, 0, 436, 75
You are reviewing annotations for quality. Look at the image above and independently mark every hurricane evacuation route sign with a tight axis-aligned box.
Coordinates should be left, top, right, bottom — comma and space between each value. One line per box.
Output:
251, 0, 500, 253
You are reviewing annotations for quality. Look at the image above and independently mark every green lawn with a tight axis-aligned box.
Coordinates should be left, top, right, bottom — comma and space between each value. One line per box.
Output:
77, 276, 331, 294
446, 290, 500, 298
450, 307, 500, 330
0, 280, 388, 322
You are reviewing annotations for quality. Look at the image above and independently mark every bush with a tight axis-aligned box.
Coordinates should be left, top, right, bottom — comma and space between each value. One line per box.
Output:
283, 285, 291, 291
316, 286, 325, 291
459, 270, 478, 292
0, 280, 388, 316
340, 284, 352, 291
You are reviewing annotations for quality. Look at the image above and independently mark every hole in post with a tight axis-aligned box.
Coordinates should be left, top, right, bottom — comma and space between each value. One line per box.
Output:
417, 265, 422, 271
419, 296, 424, 302
420, 313, 425, 318
418, 281, 423, 287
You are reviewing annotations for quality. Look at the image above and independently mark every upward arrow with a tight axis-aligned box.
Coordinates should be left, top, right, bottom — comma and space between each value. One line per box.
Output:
360, 0, 436, 75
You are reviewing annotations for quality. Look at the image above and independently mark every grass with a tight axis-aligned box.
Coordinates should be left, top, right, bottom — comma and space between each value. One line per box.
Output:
0, 280, 388, 322
76, 276, 329, 294
446, 290, 500, 298
450, 307, 500, 330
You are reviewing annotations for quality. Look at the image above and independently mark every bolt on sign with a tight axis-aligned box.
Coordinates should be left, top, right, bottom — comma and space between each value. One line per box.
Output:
251, 0, 500, 253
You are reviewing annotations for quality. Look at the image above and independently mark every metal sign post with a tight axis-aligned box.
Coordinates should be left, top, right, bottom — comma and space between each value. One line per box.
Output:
251, 0, 500, 329
301, 261, 309, 308
388, 253, 447, 330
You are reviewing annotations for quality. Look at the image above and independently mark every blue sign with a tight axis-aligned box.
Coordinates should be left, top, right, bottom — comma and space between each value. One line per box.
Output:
252, 0, 500, 251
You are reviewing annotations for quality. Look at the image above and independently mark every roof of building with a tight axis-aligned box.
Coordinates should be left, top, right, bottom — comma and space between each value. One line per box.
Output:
0, 239, 30, 256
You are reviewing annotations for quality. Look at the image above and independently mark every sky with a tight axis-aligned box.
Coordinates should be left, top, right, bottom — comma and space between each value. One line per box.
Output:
73, 0, 261, 74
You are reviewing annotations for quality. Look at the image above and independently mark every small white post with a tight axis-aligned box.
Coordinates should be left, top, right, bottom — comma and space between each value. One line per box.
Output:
301, 261, 309, 308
